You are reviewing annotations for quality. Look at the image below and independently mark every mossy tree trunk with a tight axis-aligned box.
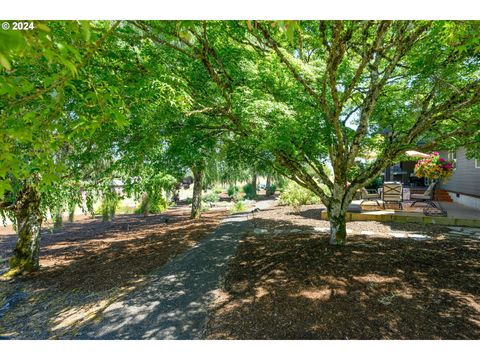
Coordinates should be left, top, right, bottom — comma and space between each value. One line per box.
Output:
251, 171, 257, 197
68, 203, 75, 222
53, 208, 63, 229
191, 165, 204, 219
327, 185, 355, 245
328, 205, 347, 245
9, 184, 42, 273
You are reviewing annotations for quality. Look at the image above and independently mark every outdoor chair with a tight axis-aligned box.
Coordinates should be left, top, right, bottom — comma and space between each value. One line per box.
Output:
382, 182, 403, 209
360, 188, 381, 207
410, 182, 436, 207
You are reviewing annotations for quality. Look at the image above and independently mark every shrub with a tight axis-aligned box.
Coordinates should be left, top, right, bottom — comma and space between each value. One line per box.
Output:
136, 193, 168, 215
202, 192, 220, 203
227, 184, 239, 197
233, 191, 244, 202
266, 184, 277, 196
149, 197, 169, 213
213, 187, 223, 194
242, 183, 256, 200
100, 191, 120, 221
230, 201, 247, 214
366, 176, 383, 190
184, 197, 193, 204
278, 182, 321, 212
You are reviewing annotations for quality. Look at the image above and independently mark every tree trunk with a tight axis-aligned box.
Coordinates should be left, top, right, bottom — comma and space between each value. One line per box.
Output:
142, 193, 150, 217
53, 211, 63, 229
328, 205, 347, 245
68, 205, 75, 222
191, 165, 204, 219
251, 172, 257, 197
9, 185, 42, 273
327, 186, 351, 245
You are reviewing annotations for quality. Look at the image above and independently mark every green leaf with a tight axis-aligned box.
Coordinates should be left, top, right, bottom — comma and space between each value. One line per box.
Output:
36, 22, 51, 33
79, 20, 91, 42
0, 52, 11, 71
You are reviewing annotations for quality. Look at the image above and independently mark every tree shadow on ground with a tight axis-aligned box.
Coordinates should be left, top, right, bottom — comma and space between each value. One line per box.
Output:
298, 207, 325, 221
0, 208, 227, 339
205, 217, 480, 339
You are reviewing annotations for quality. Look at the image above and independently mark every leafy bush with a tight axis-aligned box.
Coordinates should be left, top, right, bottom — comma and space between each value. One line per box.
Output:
202, 192, 220, 203
213, 187, 224, 194
100, 199, 119, 221
233, 191, 244, 202
266, 184, 277, 196
242, 183, 256, 200
136, 193, 168, 215
149, 197, 169, 213
278, 182, 321, 212
227, 184, 239, 197
366, 176, 383, 190
230, 201, 247, 214
184, 197, 193, 204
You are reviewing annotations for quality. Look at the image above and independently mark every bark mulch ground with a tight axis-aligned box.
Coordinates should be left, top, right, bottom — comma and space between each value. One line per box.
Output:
0, 206, 228, 339
205, 204, 480, 339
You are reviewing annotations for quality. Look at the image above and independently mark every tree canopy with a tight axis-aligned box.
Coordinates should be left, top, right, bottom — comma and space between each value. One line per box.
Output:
2, 20, 480, 272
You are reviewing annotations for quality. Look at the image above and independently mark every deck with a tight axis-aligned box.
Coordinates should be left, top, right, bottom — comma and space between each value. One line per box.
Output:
320, 200, 480, 227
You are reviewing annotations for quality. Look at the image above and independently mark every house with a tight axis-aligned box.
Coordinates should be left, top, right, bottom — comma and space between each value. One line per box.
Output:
438, 147, 480, 210
382, 147, 480, 210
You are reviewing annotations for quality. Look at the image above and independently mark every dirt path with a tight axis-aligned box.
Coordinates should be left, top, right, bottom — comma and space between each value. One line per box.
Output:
67, 199, 275, 339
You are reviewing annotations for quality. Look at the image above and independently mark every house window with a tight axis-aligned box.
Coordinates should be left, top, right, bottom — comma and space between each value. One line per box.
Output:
448, 150, 457, 162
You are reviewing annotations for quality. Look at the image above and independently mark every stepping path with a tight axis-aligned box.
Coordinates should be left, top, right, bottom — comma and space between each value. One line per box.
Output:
251, 226, 480, 241
447, 226, 480, 239
73, 199, 275, 340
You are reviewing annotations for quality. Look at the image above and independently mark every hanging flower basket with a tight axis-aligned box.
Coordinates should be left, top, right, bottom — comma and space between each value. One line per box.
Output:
414, 152, 455, 181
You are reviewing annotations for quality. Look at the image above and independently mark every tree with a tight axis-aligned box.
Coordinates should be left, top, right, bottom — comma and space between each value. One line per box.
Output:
0, 21, 124, 273
134, 20, 480, 245
251, 20, 480, 244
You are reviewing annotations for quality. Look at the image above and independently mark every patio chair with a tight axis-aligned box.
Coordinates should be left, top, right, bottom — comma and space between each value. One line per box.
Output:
382, 182, 403, 209
360, 188, 381, 207
410, 182, 436, 207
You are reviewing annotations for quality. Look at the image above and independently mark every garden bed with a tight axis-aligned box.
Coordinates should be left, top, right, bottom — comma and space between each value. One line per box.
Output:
205, 203, 480, 339
0, 206, 228, 338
